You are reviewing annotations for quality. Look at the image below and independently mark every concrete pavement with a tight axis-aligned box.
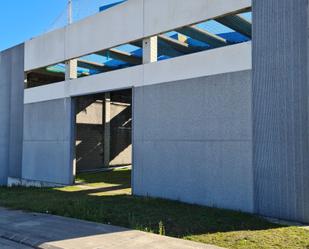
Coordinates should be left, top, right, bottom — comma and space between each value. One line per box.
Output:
0, 207, 224, 249
0, 238, 33, 249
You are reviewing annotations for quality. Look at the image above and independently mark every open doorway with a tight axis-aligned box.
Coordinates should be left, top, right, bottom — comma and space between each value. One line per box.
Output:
73, 89, 132, 191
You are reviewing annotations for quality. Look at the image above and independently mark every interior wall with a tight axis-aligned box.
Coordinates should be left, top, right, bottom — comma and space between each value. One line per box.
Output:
0, 44, 24, 185
110, 91, 132, 166
133, 70, 254, 212
75, 96, 104, 171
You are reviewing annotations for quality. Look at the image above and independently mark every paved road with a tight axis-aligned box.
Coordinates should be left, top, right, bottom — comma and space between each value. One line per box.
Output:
0, 207, 224, 249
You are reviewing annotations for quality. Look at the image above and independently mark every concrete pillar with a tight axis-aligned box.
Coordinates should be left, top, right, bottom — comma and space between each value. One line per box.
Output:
65, 59, 77, 80
252, 0, 309, 222
143, 36, 158, 64
104, 92, 111, 167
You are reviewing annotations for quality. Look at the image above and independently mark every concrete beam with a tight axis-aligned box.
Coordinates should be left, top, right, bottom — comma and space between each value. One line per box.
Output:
77, 59, 113, 72
176, 26, 228, 48
215, 15, 252, 38
96, 49, 142, 65
158, 35, 202, 54
130, 40, 183, 58
29, 68, 65, 78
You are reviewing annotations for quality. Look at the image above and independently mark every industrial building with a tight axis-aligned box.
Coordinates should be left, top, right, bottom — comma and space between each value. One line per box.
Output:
0, 0, 309, 224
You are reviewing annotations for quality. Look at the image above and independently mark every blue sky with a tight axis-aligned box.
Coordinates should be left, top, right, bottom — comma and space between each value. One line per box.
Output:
0, 0, 67, 51
0, 0, 121, 52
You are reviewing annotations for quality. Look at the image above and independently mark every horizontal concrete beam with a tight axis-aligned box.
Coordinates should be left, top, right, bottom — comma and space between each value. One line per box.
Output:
158, 35, 201, 54
24, 42, 251, 104
96, 49, 142, 65
130, 40, 183, 58
176, 26, 228, 48
25, 0, 251, 71
77, 59, 113, 72
215, 15, 252, 38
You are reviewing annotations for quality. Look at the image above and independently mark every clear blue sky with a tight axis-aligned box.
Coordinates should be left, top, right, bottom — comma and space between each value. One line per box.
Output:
0, 0, 68, 51
0, 0, 122, 52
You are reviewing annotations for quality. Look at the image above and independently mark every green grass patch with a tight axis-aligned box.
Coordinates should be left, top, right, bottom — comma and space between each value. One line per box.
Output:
0, 168, 308, 249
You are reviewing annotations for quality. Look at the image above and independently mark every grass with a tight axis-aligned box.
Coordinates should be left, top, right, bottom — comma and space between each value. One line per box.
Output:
0, 168, 309, 249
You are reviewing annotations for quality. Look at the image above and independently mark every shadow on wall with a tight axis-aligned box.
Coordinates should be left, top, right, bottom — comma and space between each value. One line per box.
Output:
75, 90, 132, 172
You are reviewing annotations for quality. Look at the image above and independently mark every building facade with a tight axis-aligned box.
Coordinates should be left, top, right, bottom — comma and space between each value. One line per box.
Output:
0, 0, 309, 223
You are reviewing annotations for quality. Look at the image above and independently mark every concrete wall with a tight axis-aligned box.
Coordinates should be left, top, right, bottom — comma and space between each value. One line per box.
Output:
252, 0, 309, 222
110, 102, 132, 166
109, 91, 132, 166
133, 70, 254, 212
76, 97, 104, 171
0, 44, 24, 185
22, 98, 74, 185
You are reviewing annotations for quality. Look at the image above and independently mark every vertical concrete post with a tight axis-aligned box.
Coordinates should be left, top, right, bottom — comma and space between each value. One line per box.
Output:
65, 59, 77, 80
104, 92, 111, 167
65, 61, 77, 180
252, 0, 309, 222
143, 36, 158, 64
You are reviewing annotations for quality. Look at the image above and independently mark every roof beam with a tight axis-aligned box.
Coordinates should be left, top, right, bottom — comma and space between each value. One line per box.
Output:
158, 40, 183, 57
130, 40, 143, 47
96, 49, 142, 65
28, 68, 65, 78
215, 15, 252, 38
77, 59, 113, 72
130, 40, 183, 58
176, 26, 228, 48
158, 35, 202, 54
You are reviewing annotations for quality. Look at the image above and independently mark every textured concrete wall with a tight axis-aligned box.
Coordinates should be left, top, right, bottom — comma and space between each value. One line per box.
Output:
133, 70, 254, 212
109, 101, 132, 166
0, 44, 24, 185
252, 0, 309, 222
76, 98, 104, 171
22, 98, 74, 185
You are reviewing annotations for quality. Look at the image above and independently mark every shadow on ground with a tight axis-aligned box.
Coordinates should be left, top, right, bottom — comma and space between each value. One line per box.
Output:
0, 169, 284, 238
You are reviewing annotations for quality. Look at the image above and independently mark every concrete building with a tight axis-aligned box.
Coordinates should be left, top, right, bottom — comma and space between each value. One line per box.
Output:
1, 0, 309, 223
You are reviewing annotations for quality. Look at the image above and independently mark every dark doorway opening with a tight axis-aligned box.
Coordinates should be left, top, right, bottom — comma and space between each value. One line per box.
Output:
74, 89, 132, 174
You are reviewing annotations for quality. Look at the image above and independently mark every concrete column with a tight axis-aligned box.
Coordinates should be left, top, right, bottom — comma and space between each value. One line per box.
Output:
104, 92, 111, 167
252, 0, 309, 222
65, 59, 77, 80
143, 36, 158, 64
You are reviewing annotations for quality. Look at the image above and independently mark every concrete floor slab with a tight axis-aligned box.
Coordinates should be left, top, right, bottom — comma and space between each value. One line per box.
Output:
0, 208, 224, 249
